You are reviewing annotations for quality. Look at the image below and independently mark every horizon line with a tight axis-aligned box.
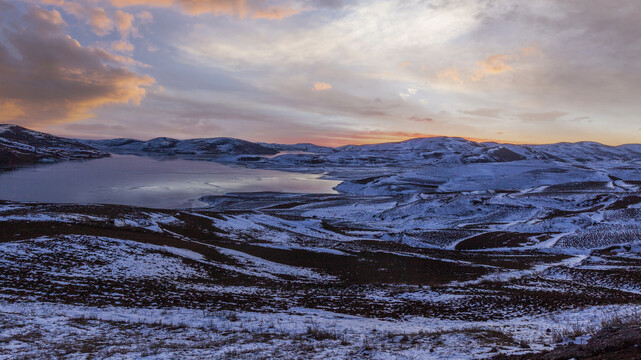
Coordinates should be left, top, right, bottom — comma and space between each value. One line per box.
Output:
2, 123, 638, 148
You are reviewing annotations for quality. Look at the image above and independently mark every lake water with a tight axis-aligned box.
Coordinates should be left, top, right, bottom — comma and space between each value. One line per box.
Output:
0, 155, 340, 208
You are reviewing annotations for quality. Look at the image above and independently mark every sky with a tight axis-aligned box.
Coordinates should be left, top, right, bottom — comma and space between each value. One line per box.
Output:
0, 0, 640, 146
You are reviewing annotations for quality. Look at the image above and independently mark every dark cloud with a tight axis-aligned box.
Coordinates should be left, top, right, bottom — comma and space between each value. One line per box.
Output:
0, 5, 153, 127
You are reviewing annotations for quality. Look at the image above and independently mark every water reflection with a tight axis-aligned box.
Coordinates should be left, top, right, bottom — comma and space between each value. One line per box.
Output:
0, 155, 340, 208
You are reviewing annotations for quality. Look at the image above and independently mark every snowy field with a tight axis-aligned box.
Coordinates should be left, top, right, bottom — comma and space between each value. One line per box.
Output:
3, 134, 641, 358
2, 301, 639, 359
2, 185, 641, 358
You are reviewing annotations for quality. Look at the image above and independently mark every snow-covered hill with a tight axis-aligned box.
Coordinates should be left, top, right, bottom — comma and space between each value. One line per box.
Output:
74, 131, 641, 167
262, 137, 641, 168
82, 137, 279, 156
259, 142, 336, 154
0, 124, 109, 166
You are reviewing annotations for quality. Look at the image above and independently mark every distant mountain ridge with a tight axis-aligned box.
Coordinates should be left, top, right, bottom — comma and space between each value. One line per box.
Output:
260, 136, 641, 169
338, 136, 641, 162
258, 142, 336, 154
81, 137, 279, 156
3, 124, 641, 167
83, 133, 641, 164
0, 124, 109, 166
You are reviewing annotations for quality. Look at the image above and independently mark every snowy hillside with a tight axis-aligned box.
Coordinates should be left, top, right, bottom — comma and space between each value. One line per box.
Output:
2, 191, 641, 358
77, 132, 641, 169
259, 137, 641, 169
82, 136, 279, 156
259, 142, 336, 154
0, 124, 108, 166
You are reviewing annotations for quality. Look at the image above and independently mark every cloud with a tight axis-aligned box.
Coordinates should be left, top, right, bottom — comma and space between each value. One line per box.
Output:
0, 5, 154, 127
27, 3, 66, 27
519, 44, 542, 57
88, 7, 114, 35
329, 130, 441, 144
108, 0, 306, 20
31, 2, 140, 38
569, 116, 591, 122
34, 1, 114, 35
472, 54, 513, 81
471, 44, 542, 82
112, 40, 135, 52
399, 88, 419, 100
459, 108, 502, 118
409, 116, 434, 122
62, 122, 129, 137
251, 6, 301, 20
434, 44, 543, 84
114, 10, 135, 37
21, 0, 641, 145
518, 111, 568, 122
136, 10, 153, 23
179, 1, 479, 71
437, 67, 462, 83
312, 82, 331, 91
0, 100, 25, 119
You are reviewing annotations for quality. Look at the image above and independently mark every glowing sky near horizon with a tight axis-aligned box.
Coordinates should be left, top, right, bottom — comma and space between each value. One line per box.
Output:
0, 0, 640, 146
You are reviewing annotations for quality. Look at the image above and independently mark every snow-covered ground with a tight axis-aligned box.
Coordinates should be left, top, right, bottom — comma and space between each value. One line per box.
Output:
3, 129, 641, 358
2, 301, 639, 359
1, 196, 641, 358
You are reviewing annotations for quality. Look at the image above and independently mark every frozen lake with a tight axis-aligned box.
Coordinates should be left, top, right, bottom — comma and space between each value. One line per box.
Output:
0, 155, 340, 208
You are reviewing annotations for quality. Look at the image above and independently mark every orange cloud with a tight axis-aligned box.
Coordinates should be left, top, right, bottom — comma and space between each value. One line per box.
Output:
112, 39, 135, 52
437, 67, 462, 83
0, 100, 26, 120
472, 45, 542, 82
88, 7, 114, 35
435, 44, 543, 84
252, 6, 301, 20
32, 2, 139, 37
109, 0, 304, 20
472, 54, 512, 81
35, 0, 115, 36
114, 10, 135, 36
312, 82, 332, 91
0, 6, 154, 127
520, 44, 543, 57
27, 4, 66, 26
136, 10, 153, 23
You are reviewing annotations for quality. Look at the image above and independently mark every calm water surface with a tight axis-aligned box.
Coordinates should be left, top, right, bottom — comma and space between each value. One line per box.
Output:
0, 155, 340, 208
